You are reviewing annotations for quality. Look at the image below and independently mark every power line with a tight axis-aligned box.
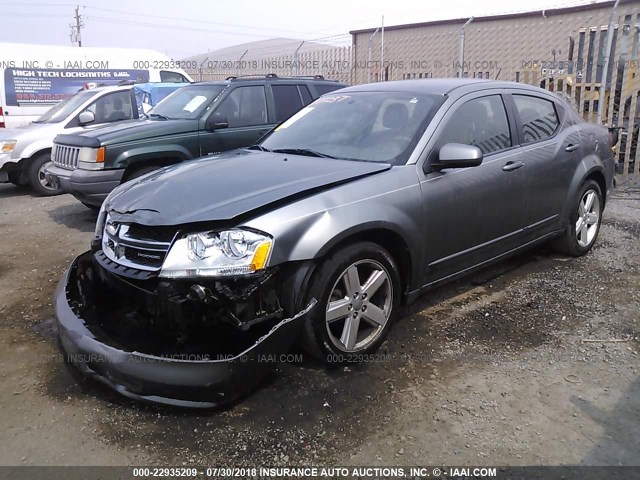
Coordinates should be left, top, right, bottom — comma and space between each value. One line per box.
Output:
84, 14, 351, 46
85, 15, 351, 53
85, 15, 296, 40
85, 5, 316, 37
0, 2, 340, 39
1, 10, 70, 18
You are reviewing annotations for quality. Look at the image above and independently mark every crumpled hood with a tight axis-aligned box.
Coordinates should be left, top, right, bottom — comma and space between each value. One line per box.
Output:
107, 150, 391, 225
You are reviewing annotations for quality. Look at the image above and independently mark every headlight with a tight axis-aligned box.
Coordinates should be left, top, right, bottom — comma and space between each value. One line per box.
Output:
159, 229, 273, 278
0, 140, 17, 153
78, 146, 106, 163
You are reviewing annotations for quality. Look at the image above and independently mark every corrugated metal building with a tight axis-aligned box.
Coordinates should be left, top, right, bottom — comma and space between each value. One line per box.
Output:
349, 0, 640, 84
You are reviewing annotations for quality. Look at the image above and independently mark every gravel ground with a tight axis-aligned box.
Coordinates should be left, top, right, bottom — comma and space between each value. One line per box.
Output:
0, 182, 638, 468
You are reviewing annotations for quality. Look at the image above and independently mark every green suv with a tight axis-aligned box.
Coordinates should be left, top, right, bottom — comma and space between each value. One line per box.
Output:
45, 75, 346, 208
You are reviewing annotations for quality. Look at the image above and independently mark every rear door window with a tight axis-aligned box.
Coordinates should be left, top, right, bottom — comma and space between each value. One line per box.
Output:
513, 95, 560, 144
272, 85, 304, 122
299, 85, 313, 105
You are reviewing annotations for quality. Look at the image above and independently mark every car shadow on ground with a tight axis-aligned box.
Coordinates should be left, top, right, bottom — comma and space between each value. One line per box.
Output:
47, 201, 97, 233
576, 376, 640, 465
0, 184, 32, 200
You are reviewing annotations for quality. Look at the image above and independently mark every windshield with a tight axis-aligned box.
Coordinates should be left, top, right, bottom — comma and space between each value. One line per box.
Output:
33, 90, 97, 124
149, 85, 225, 120
260, 91, 443, 165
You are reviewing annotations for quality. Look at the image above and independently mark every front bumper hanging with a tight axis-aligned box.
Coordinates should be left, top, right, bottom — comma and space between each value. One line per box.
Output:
54, 251, 315, 408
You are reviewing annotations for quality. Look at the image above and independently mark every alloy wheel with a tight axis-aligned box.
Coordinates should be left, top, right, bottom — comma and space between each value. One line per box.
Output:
576, 189, 601, 248
325, 259, 393, 352
37, 161, 57, 192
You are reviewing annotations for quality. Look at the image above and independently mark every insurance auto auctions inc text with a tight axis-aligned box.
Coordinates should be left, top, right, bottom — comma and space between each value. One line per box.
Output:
204, 466, 497, 478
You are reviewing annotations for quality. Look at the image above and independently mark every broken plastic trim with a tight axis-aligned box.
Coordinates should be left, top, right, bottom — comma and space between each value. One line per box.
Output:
55, 252, 317, 408
129, 299, 316, 364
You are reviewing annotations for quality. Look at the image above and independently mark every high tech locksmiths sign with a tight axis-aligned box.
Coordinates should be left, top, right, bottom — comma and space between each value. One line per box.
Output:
3, 68, 150, 105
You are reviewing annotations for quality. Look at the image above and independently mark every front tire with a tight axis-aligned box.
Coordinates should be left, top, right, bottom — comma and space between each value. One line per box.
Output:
300, 242, 401, 364
551, 179, 603, 256
28, 153, 60, 196
8, 170, 28, 186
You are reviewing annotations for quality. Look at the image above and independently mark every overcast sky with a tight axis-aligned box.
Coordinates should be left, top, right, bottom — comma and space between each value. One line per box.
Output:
0, 0, 610, 58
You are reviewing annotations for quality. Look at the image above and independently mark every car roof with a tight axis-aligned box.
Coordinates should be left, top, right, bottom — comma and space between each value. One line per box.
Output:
337, 78, 548, 96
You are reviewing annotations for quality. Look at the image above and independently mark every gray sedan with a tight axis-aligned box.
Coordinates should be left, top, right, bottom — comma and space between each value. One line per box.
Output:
54, 79, 614, 407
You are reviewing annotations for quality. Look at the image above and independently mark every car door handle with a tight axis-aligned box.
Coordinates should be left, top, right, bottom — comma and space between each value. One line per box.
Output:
502, 161, 524, 172
565, 144, 580, 152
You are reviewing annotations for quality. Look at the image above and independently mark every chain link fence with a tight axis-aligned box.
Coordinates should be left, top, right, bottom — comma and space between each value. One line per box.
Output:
184, 8, 639, 182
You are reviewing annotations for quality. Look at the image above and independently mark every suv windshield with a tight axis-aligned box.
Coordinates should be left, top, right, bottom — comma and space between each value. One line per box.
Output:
260, 91, 443, 165
33, 89, 97, 124
150, 85, 226, 120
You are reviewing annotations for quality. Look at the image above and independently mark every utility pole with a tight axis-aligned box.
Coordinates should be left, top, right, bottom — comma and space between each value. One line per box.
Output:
70, 5, 83, 47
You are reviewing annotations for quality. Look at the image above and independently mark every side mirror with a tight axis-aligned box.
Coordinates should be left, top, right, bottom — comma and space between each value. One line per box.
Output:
435, 143, 483, 169
205, 113, 229, 131
142, 103, 152, 115
78, 110, 95, 126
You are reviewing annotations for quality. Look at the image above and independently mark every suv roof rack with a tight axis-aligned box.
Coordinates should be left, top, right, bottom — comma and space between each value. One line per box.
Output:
225, 74, 279, 81
224, 73, 337, 82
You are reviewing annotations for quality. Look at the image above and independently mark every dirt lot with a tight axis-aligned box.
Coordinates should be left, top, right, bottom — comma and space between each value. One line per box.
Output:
0, 182, 639, 468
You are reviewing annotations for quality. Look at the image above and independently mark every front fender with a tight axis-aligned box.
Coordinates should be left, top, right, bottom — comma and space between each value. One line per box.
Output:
113, 144, 192, 169
16, 138, 54, 161
252, 185, 424, 294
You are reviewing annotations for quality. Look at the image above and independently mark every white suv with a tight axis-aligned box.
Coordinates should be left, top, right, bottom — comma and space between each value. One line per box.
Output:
0, 83, 184, 196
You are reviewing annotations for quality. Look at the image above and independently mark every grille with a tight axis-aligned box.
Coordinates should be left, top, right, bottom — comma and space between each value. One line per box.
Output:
126, 223, 177, 243
102, 219, 176, 272
52, 144, 81, 170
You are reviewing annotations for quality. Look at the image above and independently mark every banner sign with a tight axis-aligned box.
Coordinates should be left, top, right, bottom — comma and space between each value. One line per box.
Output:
3, 69, 150, 105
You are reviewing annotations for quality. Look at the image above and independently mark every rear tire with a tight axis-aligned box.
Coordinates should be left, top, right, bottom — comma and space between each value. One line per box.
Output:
551, 179, 603, 256
28, 153, 60, 196
299, 242, 401, 364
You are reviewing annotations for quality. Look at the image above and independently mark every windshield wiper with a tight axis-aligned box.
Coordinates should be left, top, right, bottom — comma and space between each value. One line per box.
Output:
271, 148, 335, 158
246, 145, 270, 152
149, 113, 170, 120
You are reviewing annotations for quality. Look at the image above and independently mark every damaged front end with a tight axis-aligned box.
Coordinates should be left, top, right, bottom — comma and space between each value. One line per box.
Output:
55, 251, 314, 408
